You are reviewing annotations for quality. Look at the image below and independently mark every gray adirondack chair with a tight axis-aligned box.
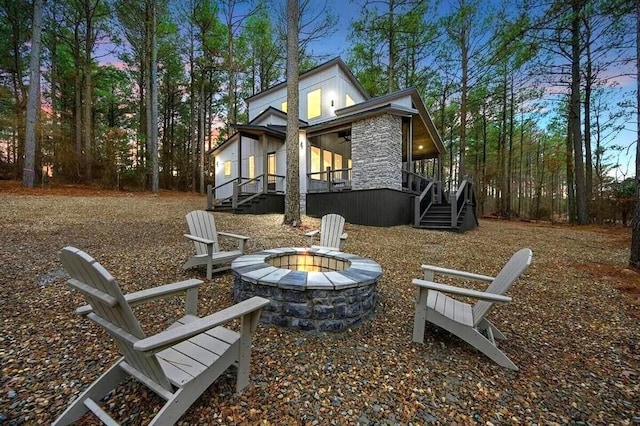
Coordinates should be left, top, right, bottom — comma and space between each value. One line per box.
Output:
183, 210, 249, 279
54, 246, 269, 426
305, 213, 348, 251
412, 248, 532, 370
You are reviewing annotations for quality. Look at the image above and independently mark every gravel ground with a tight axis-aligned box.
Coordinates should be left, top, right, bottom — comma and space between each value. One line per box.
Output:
0, 190, 638, 425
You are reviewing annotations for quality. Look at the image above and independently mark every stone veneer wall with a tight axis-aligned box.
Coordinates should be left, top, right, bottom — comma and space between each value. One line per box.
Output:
351, 114, 402, 191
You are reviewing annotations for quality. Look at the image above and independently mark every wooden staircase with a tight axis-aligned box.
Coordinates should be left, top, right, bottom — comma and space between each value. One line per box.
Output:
208, 192, 284, 215
413, 178, 478, 233
415, 202, 477, 232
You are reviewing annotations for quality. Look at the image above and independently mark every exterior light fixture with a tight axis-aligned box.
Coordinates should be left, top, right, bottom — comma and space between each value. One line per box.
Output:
418, 145, 424, 150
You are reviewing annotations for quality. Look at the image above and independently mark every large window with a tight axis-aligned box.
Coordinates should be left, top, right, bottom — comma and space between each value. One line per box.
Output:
307, 88, 322, 119
248, 155, 255, 179
281, 101, 287, 113
323, 150, 332, 173
310, 146, 322, 177
224, 160, 231, 176
334, 153, 343, 170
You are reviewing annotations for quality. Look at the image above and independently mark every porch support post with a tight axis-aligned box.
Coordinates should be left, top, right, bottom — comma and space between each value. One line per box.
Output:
261, 133, 268, 193
238, 131, 243, 183
408, 116, 413, 173
408, 116, 414, 191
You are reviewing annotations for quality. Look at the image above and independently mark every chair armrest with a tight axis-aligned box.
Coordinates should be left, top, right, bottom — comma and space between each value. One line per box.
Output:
218, 232, 249, 253
412, 279, 512, 304
218, 231, 250, 241
305, 229, 320, 245
76, 279, 203, 316
421, 264, 494, 282
184, 233, 215, 245
134, 296, 270, 354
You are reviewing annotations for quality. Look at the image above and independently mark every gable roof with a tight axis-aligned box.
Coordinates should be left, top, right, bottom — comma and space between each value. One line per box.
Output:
210, 107, 309, 155
335, 88, 446, 156
245, 57, 370, 103
250, 106, 309, 127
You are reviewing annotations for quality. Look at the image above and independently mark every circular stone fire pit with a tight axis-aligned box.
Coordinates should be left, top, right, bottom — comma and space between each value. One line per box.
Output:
231, 247, 382, 332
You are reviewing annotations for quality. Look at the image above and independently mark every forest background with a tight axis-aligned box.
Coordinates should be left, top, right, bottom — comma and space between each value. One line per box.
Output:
0, 0, 637, 224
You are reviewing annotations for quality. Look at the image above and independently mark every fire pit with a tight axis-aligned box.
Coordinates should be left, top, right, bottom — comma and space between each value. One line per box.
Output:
231, 247, 382, 332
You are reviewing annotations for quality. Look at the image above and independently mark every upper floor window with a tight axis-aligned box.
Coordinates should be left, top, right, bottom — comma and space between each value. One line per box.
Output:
224, 160, 231, 176
345, 94, 355, 107
281, 101, 287, 113
307, 88, 322, 119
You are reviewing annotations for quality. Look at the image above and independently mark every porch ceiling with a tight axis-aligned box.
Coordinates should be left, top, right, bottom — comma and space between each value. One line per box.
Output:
411, 119, 440, 160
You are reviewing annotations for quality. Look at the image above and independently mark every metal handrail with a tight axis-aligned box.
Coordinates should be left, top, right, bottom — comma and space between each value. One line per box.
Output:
451, 179, 473, 227
414, 181, 435, 226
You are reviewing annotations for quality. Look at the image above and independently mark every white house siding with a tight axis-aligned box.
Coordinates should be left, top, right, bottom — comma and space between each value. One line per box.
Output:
351, 114, 402, 191
253, 112, 287, 127
213, 138, 237, 199
299, 131, 308, 214
215, 136, 285, 199
338, 74, 366, 107
248, 64, 365, 125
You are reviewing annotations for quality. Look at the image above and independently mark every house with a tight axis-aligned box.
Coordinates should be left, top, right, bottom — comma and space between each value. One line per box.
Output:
209, 57, 477, 231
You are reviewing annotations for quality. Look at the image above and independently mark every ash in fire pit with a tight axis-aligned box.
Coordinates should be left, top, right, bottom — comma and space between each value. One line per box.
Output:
231, 247, 382, 332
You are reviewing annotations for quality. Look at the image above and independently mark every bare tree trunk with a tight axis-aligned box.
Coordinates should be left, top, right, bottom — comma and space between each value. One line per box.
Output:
283, 0, 300, 226
150, 0, 158, 193
459, 22, 468, 181
22, 0, 43, 188
199, 73, 206, 194
570, 0, 588, 224
387, 0, 395, 94
629, 0, 640, 269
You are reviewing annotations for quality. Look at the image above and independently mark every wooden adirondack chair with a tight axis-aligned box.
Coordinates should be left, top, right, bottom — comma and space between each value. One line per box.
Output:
54, 246, 269, 426
183, 210, 249, 279
412, 248, 532, 370
305, 213, 348, 251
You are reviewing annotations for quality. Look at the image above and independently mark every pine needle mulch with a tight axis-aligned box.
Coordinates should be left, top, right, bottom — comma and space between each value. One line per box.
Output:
1, 185, 638, 425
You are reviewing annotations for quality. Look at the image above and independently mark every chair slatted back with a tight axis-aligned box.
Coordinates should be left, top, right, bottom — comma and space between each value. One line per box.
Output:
320, 214, 345, 250
186, 210, 220, 256
472, 248, 532, 326
60, 247, 172, 391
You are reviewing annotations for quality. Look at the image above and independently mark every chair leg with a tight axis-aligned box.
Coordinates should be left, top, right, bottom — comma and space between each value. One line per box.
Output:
412, 287, 428, 344
477, 318, 507, 340
455, 326, 518, 370
53, 360, 128, 425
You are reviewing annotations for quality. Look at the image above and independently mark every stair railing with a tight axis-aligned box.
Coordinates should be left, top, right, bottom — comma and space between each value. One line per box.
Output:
414, 180, 436, 226
206, 178, 240, 210
235, 175, 266, 208
451, 178, 474, 227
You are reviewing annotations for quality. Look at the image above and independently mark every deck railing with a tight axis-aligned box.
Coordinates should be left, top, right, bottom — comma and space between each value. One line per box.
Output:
413, 180, 443, 226
206, 178, 239, 209
206, 174, 285, 209
402, 170, 432, 194
451, 178, 474, 227
307, 168, 352, 192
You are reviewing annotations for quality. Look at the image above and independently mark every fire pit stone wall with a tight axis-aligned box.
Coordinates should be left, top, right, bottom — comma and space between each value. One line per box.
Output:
231, 247, 382, 332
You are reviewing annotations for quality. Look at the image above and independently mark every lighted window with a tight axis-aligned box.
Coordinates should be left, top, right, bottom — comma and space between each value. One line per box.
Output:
345, 94, 354, 107
334, 153, 343, 170
268, 153, 276, 175
310, 146, 322, 179
224, 160, 231, 176
248, 155, 255, 179
323, 150, 332, 173
281, 101, 287, 113
307, 88, 322, 119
